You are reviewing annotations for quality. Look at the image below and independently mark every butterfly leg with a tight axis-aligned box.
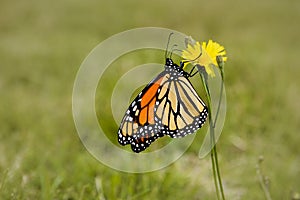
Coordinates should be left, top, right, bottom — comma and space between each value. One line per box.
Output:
188, 65, 199, 77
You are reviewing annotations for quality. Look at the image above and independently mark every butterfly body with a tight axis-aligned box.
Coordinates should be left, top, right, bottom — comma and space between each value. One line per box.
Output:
118, 58, 208, 153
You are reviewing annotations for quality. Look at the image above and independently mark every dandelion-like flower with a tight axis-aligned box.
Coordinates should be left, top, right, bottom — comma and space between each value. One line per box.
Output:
182, 39, 227, 77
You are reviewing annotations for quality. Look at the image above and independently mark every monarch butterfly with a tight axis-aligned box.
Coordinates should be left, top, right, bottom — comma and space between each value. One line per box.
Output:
118, 41, 208, 153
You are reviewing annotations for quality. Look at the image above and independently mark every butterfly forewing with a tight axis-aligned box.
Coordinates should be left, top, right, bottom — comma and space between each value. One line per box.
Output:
158, 76, 208, 138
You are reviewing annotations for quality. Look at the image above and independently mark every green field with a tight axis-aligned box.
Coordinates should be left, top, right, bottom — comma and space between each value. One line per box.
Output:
1, 0, 300, 199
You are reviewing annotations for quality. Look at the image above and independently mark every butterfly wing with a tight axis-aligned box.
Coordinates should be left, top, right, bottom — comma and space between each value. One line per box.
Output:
118, 72, 167, 153
118, 64, 208, 153
154, 75, 208, 138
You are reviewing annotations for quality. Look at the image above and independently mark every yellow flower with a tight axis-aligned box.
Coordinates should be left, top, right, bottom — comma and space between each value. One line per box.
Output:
182, 39, 227, 77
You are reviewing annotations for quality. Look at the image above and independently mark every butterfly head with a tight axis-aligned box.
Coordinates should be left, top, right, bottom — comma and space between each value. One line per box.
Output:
165, 58, 173, 66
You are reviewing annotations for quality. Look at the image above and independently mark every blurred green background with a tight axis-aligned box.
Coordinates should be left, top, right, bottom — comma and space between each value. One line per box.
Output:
1, 0, 300, 199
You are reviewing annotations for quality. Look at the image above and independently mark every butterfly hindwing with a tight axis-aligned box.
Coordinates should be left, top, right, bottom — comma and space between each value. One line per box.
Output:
118, 72, 166, 152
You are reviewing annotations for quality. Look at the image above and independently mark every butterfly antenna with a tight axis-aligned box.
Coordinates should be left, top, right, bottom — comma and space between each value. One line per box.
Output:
169, 44, 179, 59
170, 48, 183, 58
165, 32, 174, 59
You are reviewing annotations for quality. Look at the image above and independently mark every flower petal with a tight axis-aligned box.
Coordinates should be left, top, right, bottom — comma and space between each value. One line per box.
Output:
181, 38, 227, 77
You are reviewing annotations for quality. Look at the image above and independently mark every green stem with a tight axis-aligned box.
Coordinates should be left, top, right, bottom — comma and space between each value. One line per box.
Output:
212, 74, 226, 200
209, 112, 221, 200
200, 68, 225, 200
213, 78, 224, 128
214, 142, 226, 200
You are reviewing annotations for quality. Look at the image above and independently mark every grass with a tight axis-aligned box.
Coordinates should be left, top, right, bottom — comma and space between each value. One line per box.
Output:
1, 0, 300, 199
